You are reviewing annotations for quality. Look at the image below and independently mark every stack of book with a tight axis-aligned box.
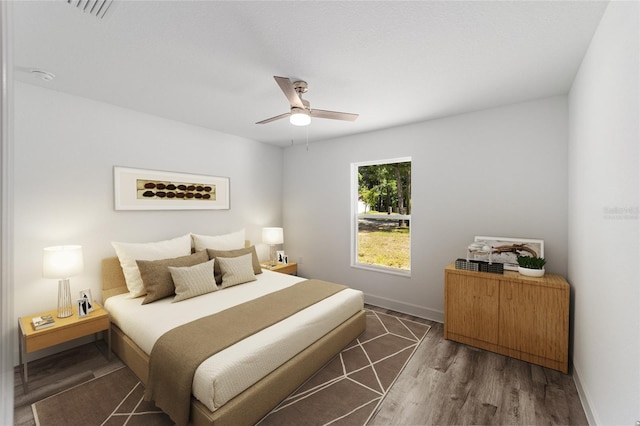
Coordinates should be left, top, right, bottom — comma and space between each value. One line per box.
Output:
31, 314, 55, 330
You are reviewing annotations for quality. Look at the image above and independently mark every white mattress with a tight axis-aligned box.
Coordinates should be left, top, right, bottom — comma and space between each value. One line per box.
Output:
104, 270, 364, 412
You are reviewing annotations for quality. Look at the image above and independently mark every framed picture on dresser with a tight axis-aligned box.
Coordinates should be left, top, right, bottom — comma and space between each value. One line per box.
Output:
473, 236, 544, 271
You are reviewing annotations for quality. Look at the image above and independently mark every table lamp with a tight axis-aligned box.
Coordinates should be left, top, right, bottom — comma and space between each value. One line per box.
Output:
43, 245, 84, 318
262, 227, 283, 268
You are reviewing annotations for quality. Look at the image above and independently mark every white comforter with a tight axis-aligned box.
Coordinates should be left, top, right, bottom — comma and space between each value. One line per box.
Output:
104, 270, 364, 411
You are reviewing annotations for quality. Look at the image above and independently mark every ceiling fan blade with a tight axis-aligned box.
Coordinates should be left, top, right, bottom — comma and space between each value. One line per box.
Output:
274, 76, 304, 109
310, 109, 359, 122
256, 112, 290, 125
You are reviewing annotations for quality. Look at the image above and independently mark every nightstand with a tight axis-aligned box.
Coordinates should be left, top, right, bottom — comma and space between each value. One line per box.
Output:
262, 262, 297, 275
18, 301, 111, 391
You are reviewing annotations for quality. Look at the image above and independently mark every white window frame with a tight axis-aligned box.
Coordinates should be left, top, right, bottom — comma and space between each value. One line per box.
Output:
350, 157, 411, 276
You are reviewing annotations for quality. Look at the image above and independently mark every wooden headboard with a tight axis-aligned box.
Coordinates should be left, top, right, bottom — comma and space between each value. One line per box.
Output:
101, 240, 252, 302
101, 257, 129, 302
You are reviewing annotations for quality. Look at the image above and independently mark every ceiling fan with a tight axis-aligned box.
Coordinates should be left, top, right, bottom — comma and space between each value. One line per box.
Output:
256, 76, 359, 126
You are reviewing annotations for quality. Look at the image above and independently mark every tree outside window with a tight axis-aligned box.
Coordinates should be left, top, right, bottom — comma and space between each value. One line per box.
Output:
353, 158, 411, 273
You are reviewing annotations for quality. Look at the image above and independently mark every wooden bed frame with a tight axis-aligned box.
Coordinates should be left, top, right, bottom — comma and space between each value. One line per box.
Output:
101, 256, 366, 426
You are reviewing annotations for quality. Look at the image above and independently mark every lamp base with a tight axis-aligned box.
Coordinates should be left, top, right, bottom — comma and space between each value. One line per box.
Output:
57, 279, 73, 318
268, 244, 277, 268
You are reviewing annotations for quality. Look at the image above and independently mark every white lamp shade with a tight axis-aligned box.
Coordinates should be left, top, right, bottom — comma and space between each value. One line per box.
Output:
290, 109, 311, 126
43, 245, 84, 278
262, 227, 284, 245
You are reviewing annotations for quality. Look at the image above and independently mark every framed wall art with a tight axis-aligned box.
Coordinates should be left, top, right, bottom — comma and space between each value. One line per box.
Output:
114, 166, 230, 210
472, 236, 544, 271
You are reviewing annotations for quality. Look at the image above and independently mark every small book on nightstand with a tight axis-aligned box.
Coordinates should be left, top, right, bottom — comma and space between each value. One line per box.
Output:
31, 314, 55, 330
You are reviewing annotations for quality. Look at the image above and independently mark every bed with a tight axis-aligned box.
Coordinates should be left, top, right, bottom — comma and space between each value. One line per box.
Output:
101, 252, 366, 426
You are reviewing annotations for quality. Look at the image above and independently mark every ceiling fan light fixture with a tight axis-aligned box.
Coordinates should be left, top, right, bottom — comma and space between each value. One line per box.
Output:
290, 108, 310, 126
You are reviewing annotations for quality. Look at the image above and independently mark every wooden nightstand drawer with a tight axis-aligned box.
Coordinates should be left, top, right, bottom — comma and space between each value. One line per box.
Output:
262, 262, 297, 275
24, 314, 110, 352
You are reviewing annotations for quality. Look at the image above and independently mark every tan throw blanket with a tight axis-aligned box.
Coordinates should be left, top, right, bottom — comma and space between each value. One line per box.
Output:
144, 279, 347, 426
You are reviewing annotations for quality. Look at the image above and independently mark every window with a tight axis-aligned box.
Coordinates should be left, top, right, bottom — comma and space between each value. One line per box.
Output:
351, 158, 411, 274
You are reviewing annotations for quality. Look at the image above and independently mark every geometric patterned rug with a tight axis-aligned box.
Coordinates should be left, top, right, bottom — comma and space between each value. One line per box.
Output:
258, 309, 431, 425
32, 309, 430, 426
32, 366, 171, 426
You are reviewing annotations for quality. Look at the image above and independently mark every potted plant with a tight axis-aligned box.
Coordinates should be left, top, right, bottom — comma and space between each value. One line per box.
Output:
517, 255, 546, 277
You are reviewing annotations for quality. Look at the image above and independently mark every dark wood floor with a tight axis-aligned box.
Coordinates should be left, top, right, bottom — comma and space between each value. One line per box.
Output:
14, 306, 588, 425
14, 340, 123, 426
366, 306, 588, 425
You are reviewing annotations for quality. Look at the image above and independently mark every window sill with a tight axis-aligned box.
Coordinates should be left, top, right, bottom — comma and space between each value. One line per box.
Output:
350, 263, 411, 278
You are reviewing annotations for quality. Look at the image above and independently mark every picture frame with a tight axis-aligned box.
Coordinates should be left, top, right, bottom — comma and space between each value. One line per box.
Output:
283, 255, 289, 265
114, 166, 230, 210
473, 236, 544, 271
79, 289, 94, 312
77, 299, 89, 317
276, 250, 285, 263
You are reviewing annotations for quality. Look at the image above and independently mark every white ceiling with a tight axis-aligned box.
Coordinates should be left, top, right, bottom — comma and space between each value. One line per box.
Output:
12, 0, 608, 147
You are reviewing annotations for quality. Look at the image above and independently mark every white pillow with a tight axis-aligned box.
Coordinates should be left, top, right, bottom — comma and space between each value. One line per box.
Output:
170, 258, 218, 302
217, 253, 257, 288
191, 229, 245, 252
111, 234, 191, 298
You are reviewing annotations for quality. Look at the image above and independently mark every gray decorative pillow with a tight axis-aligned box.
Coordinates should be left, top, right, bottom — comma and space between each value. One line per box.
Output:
217, 254, 257, 288
137, 251, 209, 304
206, 245, 262, 285
170, 258, 218, 302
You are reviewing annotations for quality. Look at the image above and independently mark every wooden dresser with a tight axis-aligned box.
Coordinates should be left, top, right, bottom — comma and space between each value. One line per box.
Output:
444, 263, 569, 373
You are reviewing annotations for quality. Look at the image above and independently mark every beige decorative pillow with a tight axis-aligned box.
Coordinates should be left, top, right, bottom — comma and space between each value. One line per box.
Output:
206, 246, 262, 285
217, 254, 257, 288
170, 258, 218, 302
191, 229, 246, 252
112, 234, 192, 298
137, 251, 208, 304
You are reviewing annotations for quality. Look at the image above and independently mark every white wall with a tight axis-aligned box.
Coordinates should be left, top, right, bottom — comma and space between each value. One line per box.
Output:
568, 1, 640, 424
1, 2, 15, 424
13, 83, 284, 361
283, 96, 568, 320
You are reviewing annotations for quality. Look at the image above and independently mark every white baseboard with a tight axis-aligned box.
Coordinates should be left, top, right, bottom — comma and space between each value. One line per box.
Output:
364, 293, 443, 323
572, 361, 598, 425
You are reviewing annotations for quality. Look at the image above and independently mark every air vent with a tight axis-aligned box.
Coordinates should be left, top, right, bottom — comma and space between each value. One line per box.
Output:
65, 0, 114, 19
